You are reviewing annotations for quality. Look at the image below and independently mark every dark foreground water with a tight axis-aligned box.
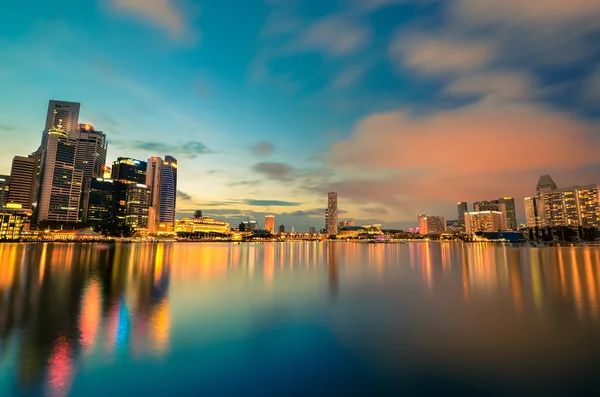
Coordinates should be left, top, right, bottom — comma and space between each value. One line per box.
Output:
1, 242, 600, 396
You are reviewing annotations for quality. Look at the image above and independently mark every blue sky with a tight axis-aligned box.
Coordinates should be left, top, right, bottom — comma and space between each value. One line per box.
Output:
1, 0, 599, 230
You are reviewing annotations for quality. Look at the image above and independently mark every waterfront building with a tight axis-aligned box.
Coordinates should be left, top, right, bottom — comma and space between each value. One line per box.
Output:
7, 155, 38, 210
146, 157, 163, 233
265, 215, 275, 233
37, 100, 81, 154
497, 197, 517, 230
418, 214, 446, 235
240, 221, 258, 232
0, 175, 9, 208
339, 220, 356, 228
160, 155, 177, 226
85, 178, 115, 226
175, 216, 231, 236
36, 124, 83, 224
524, 197, 544, 228
465, 211, 505, 233
74, 123, 107, 221
474, 202, 508, 231
540, 183, 600, 227
326, 192, 338, 235
112, 181, 151, 232
111, 157, 147, 184
457, 202, 468, 226
0, 204, 32, 241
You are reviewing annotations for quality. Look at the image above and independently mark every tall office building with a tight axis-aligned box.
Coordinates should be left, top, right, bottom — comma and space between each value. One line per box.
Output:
474, 202, 508, 231
36, 124, 83, 223
0, 175, 9, 208
146, 157, 163, 233
465, 211, 505, 233
37, 100, 81, 152
160, 156, 178, 225
7, 156, 38, 210
122, 182, 151, 231
265, 215, 275, 233
74, 124, 107, 221
86, 178, 115, 226
326, 192, 338, 235
111, 158, 147, 184
524, 197, 544, 228
457, 202, 468, 226
497, 197, 517, 230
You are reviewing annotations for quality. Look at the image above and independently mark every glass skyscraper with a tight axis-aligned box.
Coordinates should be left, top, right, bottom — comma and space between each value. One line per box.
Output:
159, 155, 178, 225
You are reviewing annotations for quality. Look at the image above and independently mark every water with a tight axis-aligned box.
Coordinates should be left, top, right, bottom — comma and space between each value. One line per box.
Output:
1, 242, 599, 396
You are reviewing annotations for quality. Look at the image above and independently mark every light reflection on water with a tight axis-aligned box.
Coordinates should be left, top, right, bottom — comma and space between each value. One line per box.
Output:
1, 242, 600, 396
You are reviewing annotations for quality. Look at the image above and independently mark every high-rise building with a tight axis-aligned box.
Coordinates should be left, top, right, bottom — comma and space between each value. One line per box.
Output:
265, 215, 275, 233
497, 197, 517, 230
111, 157, 147, 184
418, 214, 446, 235
465, 211, 505, 233
36, 124, 83, 224
474, 201, 508, 231
524, 197, 544, 228
279, 224, 285, 234
146, 157, 164, 233
540, 183, 600, 227
457, 202, 468, 225
85, 178, 115, 226
160, 155, 178, 225
326, 192, 338, 235
7, 156, 38, 210
123, 183, 151, 232
0, 175, 9, 208
74, 124, 108, 221
536, 174, 557, 197
38, 100, 81, 153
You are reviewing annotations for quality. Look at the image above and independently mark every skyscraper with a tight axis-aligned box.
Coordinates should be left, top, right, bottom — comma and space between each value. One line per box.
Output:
524, 197, 544, 228
160, 155, 178, 225
457, 202, 468, 226
36, 124, 83, 224
497, 197, 517, 230
265, 215, 275, 233
86, 178, 115, 226
326, 192, 338, 235
74, 124, 107, 221
536, 174, 557, 197
111, 158, 147, 184
146, 157, 163, 233
37, 100, 81, 154
0, 175, 9, 208
279, 224, 285, 234
7, 155, 38, 210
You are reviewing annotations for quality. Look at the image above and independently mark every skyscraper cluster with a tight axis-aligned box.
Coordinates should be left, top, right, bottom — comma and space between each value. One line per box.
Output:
525, 175, 600, 229
457, 197, 517, 233
0, 100, 179, 236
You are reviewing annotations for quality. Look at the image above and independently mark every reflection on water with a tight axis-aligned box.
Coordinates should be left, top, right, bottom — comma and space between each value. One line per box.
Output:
1, 242, 600, 396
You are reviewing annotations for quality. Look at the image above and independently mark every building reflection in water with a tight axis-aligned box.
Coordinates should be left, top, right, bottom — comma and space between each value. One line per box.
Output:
0, 243, 172, 396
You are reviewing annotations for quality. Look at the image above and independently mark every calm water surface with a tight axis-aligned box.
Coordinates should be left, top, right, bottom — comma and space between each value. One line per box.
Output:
1, 242, 600, 396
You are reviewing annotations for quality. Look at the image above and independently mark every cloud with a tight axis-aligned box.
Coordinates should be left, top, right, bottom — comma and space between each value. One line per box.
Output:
331, 62, 371, 89
583, 67, 600, 101
390, 35, 495, 75
243, 199, 302, 207
119, 140, 213, 158
0, 124, 15, 131
106, 0, 198, 42
252, 162, 297, 182
443, 71, 538, 101
251, 141, 275, 156
227, 180, 262, 187
361, 207, 389, 215
177, 190, 192, 200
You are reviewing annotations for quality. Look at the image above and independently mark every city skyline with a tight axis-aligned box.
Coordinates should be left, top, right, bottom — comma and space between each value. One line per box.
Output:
1, 1, 600, 230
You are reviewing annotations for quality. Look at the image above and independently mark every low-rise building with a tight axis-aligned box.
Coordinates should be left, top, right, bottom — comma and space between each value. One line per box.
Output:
176, 216, 231, 236
0, 204, 33, 241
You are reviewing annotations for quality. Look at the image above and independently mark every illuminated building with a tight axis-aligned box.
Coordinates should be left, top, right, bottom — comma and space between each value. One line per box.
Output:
326, 191, 338, 235
339, 220, 356, 228
85, 178, 115, 226
102, 165, 111, 179
36, 100, 81, 155
457, 202, 468, 226
536, 174, 557, 197
0, 175, 9, 208
160, 156, 177, 225
8, 155, 38, 210
0, 204, 32, 241
36, 124, 83, 224
119, 182, 151, 232
539, 183, 600, 227
465, 211, 504, 233
265, 215, 275, 233
498, 198, 517, 230
111, 157, 147, 184
524, 197, 544, 228
418, 214, 446, 235
175, 216, 231, 235
146, 157, 163, 234
239, 221, 258, 232
474, 202, 508, 231
338, 224, 384, 239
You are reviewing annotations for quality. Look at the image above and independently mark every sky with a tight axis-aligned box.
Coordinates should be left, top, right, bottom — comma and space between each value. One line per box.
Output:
0, 0, 599, 231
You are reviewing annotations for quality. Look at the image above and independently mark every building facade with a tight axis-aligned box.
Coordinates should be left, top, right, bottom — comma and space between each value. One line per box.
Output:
457, 202, 468, 226
540, 184, 600, 227
7, 156, 38, 210
37, 100, 81, 154
146, 157, 164, 233
0, 175, 9, 208
265, 215, 275, 233
111, 158, 147, 184
524, 197, 544, 228
465, 211, 505, 233
418, 214, 446, 235
159, 156, 177, 225
175, 216, 231, 236
474, 202, 509, 231
85, 178, 115, 226
326, 192, 338, 235
0, 205, 32, 241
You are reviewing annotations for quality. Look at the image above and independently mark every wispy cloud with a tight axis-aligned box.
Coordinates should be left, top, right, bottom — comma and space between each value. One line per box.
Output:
177, 190, 192, 200
252, 162, 297, 182
117, 140, 213, 158
243, 199, 302, 207
0, 124, 15, 131
105, 0, 199, 43
251, 141, 275, 156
